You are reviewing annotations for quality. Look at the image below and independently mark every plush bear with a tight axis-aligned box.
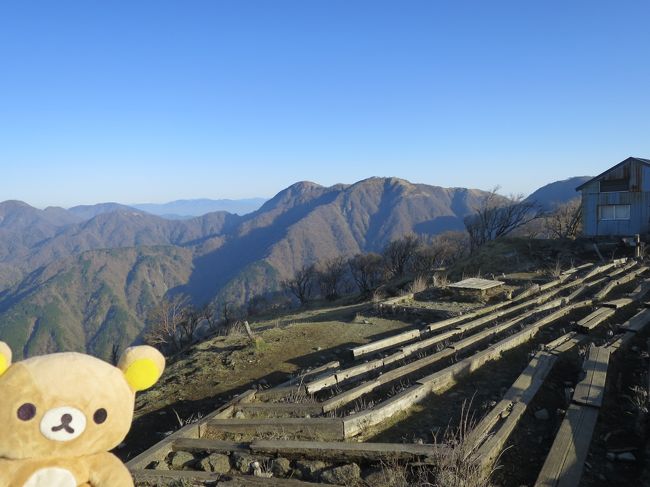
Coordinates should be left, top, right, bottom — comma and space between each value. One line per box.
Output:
0, 341, 165, 487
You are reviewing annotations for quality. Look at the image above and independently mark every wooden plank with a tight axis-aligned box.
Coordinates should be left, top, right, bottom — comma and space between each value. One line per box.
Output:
572, 346, 610, 408
235, 402, 324, 416
321, 379, 382, 413
219, 476, 323, 487
350, 329, 421, 358
305, 360, 383, 394
534, 404, 600, 487
466, 351, 558, 459
576, 307, 615, 331
126, 389, 256, 470
250, 439, 444, 462
583, 262, 617, 280
173, 437, 251, 453
448, 277, 505, 290
257, 361, 340, 400
206, 418, 345, 441
474, 401, 528, 469
618, 308, 650, 333
343, 384, 429, 437
418, 303, 587, 391
565, 285, 587, 302
131, 469, 221, 481
544, 332, 579, 352
601, 298, 634, 309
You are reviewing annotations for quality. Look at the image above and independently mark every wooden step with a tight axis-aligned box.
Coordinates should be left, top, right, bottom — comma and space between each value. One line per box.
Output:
206, 417, 345, 441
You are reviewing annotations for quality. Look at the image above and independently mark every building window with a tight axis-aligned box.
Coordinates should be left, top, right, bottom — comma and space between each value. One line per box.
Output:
600, 179, 629, 192
599, 204, 631, 220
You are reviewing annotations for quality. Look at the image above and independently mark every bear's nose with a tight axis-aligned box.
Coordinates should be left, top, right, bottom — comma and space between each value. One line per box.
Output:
40, 406, 87, 442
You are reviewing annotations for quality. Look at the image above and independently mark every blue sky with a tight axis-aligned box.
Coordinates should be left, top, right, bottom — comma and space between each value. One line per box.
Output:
0, 1, 649, 207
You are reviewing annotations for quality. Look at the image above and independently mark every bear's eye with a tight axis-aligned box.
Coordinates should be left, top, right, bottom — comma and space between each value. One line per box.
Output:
17, 403, 36, 421
93, 408, 107, 424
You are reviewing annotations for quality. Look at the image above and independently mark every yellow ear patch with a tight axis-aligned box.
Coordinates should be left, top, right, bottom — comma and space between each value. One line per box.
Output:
124, 358, 160, 392
0, 354, 8, 376
0, 341, 12, 376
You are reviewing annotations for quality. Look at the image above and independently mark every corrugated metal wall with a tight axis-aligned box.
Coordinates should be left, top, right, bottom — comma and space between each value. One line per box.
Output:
581, 159, 650, 236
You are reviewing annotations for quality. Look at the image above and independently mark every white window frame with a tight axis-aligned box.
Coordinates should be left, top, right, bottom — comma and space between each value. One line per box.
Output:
599, 204, 631, 221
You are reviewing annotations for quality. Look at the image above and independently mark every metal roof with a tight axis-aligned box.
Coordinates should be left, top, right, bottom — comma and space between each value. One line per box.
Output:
575, 157, 650, 191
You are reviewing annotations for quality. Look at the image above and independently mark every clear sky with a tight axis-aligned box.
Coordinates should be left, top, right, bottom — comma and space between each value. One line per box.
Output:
1, 1, 649, 207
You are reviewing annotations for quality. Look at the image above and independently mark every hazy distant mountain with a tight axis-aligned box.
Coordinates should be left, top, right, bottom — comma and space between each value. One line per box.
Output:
133, 198, 267, 218
525, 176, 591, 210
68, 202, 140, 220
0, 176, 589, 359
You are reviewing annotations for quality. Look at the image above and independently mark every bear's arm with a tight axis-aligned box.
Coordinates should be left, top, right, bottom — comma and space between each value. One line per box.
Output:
85, 452, 134, 487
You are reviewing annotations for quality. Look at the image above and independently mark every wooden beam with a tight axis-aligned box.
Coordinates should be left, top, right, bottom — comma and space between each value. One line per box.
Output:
534, 345, 611, 487
343, 384, 429, 437
219, 476, 323, 486
234, 402, 325, 417
465, 350, 558, 462
350, 329, 421, 358
572, 345, 610, 408
249, 439, 446, 463
172, 437, 251, 453
533, 404, 600, 487
576, 307, 615, 332
206, 417, 346, 441
131, 469, 221, 482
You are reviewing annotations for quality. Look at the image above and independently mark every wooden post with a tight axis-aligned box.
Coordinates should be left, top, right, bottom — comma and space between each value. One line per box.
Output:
243, 320, 254, 340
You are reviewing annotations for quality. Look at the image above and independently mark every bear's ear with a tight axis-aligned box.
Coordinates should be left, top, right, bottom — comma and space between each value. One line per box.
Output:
118, 345, 165, 392
0, 341, 12, 377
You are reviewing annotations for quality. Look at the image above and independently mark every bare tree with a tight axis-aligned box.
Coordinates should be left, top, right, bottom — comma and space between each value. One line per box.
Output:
178, 305, 202, 347
544, 198, 582, 239
317, 257, 348, 301
201, 302, 219, 332
348, 253, 384, 293
430, 231, 470, 265
411, 244, 445, 278
464, 187, 543, 252
144, 295, 189, 354
282, 264, 316, 305
221, 302, 236, 327
382, 234, 422, 278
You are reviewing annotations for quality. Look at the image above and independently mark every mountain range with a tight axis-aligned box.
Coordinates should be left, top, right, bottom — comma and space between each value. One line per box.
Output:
0, 176, 586, 360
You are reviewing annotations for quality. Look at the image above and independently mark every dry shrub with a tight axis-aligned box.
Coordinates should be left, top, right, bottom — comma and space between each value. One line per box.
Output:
408, 276, 428, 294
223, 320, 246, 337
369, 401, 494, 487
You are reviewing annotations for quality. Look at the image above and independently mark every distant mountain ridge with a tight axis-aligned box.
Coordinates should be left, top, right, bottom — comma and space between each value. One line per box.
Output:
132, 198, 267, 218
0, 176, 587, 359
525, 176, 590, 210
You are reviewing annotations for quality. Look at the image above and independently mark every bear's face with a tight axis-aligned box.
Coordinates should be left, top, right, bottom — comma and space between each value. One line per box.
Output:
0, 344, 164, 460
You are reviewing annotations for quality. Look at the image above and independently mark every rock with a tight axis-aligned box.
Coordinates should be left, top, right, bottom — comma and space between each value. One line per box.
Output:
199, 453, 231, 474
271, 457, 292, 477
295, 460, 326, 480
617, 452, 636, 462
320, 463, 361, 485
170, 451, 195, 470
232, 452, 256, 473
234, 410, 246, 419
535, 408, 550, 420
